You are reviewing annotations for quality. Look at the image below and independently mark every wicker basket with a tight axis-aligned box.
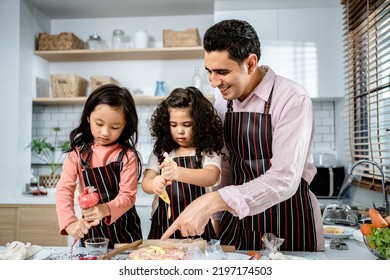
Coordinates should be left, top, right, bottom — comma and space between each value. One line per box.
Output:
163, 28, 200, 47
39, 174, 60, 189
90, 76, 120, 92
37, 32, 85, 50
50, 74, 88, 97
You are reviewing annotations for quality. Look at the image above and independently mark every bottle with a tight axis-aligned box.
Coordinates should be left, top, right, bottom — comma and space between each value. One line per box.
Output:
30, 168, 38, 189
112, 29, 125, 49
155, 81, 167, 96
192, 66, 203, 91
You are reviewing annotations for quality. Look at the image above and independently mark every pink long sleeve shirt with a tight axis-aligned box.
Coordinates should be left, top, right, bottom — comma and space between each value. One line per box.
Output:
56, 143, 139, 235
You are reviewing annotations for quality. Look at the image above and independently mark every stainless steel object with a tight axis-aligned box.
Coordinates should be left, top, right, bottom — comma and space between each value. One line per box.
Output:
348, 159, 389, 215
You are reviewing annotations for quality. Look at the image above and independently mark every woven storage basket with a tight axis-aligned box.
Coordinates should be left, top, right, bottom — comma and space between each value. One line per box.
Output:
90, 76, 120, 92
50, 74, 88, 97
38, 32, 85, 50
39, 174, 60, 189
163, 28, 200, 47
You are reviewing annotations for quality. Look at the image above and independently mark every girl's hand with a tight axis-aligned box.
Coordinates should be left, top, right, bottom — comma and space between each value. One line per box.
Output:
65, 219, 91, 240
152, 175, 168, 195
160, 152, 179, 182
82, 203, 109, 223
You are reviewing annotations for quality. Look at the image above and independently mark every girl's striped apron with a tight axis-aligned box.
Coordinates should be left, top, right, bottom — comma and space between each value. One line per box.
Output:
218, 89, 317, 251
80, 145, 142, 248
148, 155, 217, 241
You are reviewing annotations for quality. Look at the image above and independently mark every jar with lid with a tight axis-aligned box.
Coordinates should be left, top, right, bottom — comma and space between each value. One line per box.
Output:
112, 29, 125, 49
87, 34, 104, 49
134, 30, 149, 48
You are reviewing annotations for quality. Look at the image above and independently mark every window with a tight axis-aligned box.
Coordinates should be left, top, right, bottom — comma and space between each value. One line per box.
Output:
342, 0, 390, 192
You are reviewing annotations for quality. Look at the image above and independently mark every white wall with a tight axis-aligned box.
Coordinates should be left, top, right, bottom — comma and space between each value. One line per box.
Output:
0, 0, 34, 196
214, 6, 344, 99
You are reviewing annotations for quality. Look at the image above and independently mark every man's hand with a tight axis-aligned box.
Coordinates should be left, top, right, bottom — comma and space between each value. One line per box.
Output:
161, 191, 227, 239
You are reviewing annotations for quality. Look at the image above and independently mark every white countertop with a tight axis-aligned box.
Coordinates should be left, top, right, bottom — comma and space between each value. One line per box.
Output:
1, 235, 378, 260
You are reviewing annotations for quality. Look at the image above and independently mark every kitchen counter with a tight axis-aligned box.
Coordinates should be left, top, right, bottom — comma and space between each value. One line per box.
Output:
0, 188, 153, 206
2, 233, 378, 260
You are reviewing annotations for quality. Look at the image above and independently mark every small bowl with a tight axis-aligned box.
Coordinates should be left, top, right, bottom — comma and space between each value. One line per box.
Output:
84, 237, 109, 256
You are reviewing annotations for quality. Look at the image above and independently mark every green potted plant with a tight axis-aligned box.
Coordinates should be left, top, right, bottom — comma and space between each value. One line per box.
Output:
28, 127, 70, 188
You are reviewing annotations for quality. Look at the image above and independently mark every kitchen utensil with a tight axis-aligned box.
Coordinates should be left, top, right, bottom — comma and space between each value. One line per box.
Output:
322, 204, 358, 227
98, 239, 142, 260
323, 225, 355, 239
84, 237, 109, 256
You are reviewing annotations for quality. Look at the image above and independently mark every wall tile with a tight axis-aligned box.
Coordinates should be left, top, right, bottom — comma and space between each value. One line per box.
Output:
32, 100, 337, 171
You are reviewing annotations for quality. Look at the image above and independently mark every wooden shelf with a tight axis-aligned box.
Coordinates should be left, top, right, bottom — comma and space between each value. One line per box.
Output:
33, 95, 214, 105
33, 96, 163, 105
34, 46, 205, 62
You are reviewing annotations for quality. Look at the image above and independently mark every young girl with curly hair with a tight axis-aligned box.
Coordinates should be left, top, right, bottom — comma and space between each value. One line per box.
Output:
142, 86, 224, 240
56, 84, 143, 248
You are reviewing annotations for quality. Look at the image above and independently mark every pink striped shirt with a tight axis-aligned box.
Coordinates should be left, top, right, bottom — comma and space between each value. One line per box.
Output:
214, 66, 324, 250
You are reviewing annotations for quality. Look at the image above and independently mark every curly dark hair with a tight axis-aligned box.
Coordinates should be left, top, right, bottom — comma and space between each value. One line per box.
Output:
68, 84, 142, 178
149, 86, 224, 163
203, 19, 261, 64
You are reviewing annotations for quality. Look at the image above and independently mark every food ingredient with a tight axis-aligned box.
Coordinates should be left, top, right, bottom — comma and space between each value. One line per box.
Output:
0, 241, 43, 260
323, 226, 344, 234
78, 186, 99, 209
366, 227, 390, 259
384, 216, 390, 226
160, 152, 172, 219
248, 251, 261, 260
360, 223, 373, 236
128, 245, 187, 260
368, 207, 388, 228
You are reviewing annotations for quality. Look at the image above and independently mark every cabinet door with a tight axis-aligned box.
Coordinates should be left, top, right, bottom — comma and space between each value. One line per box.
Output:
18, 206, 67, 246
0, 207, 17, 245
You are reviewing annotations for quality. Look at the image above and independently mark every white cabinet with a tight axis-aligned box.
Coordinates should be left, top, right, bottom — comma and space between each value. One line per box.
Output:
215, 6, 344, 99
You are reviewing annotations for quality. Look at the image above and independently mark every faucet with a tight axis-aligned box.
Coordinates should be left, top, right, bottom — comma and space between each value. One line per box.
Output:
348, 159, 389, 215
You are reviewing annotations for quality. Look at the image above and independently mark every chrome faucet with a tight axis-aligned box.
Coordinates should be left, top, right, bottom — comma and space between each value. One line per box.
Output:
348, 159, 389, 215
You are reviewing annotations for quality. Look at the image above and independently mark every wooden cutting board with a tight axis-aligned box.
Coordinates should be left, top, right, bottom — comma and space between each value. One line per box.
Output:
114, 239, 235, 252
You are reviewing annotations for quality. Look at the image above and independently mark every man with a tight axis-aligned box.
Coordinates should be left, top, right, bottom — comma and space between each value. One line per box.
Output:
162, 19, 324, 251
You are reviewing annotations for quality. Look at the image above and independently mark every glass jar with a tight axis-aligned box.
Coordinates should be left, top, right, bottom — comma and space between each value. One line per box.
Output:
112, 29, 125, 49
87, 34, 104, 49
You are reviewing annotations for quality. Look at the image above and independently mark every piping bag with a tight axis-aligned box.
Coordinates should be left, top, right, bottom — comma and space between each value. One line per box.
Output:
160, 153, 172, 219
70, 186, 99, 259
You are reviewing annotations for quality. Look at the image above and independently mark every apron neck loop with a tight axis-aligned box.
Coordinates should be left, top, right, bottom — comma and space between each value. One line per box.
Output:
227, 100, 233, 112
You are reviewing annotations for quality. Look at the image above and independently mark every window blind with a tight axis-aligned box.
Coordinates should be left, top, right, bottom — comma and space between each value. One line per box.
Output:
342, 0, 390, 193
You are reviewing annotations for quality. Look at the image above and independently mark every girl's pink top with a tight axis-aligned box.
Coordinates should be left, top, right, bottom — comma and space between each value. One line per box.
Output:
56, 143, 139, 235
